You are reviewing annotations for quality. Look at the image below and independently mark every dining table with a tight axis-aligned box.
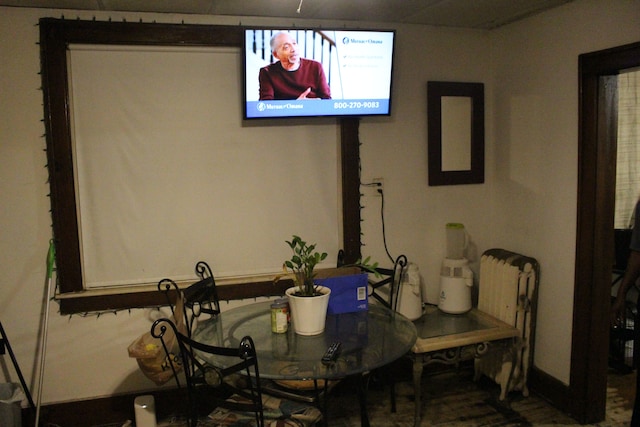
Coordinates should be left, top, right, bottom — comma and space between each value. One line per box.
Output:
192, 300, 418, 426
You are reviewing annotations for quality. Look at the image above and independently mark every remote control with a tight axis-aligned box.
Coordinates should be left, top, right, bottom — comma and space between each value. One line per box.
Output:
321, 342, 342, 364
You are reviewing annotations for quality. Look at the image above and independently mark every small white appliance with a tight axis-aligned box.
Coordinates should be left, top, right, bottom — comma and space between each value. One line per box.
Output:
134, 395, 157, 427
396, 262, 423, 320
438, 223, 473, 314
438, 258, 473, 314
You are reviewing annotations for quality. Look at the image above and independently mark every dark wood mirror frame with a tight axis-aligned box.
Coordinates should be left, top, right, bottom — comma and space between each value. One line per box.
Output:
39, 18, 362, 314
427, 81, 484, 186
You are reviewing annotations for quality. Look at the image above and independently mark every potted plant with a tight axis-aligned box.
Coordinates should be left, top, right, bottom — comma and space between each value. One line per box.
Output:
281, 235, 332, 335
279, 235, 382, 335
284, 235, 329, 297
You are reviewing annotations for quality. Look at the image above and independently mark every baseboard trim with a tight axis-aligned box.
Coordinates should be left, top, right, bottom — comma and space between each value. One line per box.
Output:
22, 387, 186, 427
528, 366, 576, 419
23, 365, 576, 426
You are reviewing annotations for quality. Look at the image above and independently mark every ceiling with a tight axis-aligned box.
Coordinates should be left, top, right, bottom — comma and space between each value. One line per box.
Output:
0, 0, 574, 30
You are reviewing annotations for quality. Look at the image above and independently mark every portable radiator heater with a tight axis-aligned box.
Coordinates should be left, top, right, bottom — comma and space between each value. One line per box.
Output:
475, 248, 540, 400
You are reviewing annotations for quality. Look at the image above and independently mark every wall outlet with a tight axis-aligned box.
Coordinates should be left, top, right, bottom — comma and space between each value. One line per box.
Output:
362, 177, 384, 197
372, 177, 384, 195
362, 178, 384, 197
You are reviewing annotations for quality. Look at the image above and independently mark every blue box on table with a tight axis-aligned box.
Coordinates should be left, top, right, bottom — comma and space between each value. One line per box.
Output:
315, 270, 369, 315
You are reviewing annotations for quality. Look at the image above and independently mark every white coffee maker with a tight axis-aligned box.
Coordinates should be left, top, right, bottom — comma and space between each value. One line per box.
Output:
438, 223, 473, 314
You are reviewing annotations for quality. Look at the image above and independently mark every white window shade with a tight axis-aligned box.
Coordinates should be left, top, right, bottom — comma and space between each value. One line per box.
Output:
68, 45, 340, 289
615, 69, 640, 229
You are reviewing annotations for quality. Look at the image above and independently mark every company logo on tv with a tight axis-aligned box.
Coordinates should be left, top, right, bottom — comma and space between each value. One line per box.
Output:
341, 36, 383, 45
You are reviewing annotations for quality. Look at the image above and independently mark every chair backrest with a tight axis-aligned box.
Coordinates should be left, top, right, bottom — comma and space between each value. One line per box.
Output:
192, 260, 221, 317
369, 254, 408, 311
151, 318, 264, 427
157, 261, 221, 337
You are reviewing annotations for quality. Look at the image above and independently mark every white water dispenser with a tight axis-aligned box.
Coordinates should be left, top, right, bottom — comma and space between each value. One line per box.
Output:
396, 262, 423, 320
438, 223, 473, 314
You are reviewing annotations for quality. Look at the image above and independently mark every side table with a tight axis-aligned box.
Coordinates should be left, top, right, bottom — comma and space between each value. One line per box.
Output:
410, 306, 520, 427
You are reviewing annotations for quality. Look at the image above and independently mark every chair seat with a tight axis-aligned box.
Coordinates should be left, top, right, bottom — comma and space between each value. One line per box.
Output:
206, 393, 322, 427
260, 379, 338, 403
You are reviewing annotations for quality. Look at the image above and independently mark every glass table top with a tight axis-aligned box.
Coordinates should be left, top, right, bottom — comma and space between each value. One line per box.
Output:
193, 301, 417, 380
414, 306, 492, 339
411, 306, 520, 354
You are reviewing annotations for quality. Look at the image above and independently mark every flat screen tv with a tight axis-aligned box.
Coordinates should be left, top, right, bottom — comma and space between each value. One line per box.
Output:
243, 28, 396, 119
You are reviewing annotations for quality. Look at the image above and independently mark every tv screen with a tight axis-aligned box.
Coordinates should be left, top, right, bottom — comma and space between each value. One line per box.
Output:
243, 28, 396, 119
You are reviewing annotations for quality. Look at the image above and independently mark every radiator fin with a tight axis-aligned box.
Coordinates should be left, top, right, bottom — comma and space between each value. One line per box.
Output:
475, 248, 539, 400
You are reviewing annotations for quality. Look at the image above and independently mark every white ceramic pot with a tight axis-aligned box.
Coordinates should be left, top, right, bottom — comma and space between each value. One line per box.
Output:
285, 286, 331, 336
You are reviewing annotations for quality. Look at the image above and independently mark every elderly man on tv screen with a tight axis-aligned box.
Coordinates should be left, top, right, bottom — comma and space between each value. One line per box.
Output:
259, 31, 332, 101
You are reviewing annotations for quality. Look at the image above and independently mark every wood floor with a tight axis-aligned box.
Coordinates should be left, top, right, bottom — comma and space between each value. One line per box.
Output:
322, 363, 634, 427
124, 363, 634, 427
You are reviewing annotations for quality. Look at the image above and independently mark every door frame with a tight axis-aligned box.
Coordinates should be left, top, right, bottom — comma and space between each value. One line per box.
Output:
573, 40, 640, 423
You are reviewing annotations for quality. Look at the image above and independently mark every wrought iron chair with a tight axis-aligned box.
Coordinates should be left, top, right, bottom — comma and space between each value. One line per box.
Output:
366, 254, 409, 413
157, 260, 221, 337
190, 260, 221, 318
368, 254, 408, 312
336, 250, 408, 311
336, 252, 411, 412
155, 260, 321, 425
151, 318, 264, 426
151, 317, 322, 427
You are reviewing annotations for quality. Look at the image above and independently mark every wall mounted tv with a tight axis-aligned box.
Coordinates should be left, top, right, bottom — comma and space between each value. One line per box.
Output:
243, 28, 396, 119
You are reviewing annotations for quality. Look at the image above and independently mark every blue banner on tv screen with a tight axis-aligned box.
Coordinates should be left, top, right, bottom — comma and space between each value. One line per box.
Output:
246, 99, 390, 118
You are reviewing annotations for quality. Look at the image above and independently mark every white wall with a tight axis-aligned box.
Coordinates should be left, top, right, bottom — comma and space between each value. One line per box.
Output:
488, 0, 640, 383
361, 0, 640, 386
359, 25, 493, 304
0, 0, 639, 405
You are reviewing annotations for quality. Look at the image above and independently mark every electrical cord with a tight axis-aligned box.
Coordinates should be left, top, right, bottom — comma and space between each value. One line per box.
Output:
361, 182, 394, 264
378, 188, 394, 264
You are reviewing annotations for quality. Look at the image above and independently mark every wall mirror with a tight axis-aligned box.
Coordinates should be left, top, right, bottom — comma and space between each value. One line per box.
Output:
427, 81, 484, 185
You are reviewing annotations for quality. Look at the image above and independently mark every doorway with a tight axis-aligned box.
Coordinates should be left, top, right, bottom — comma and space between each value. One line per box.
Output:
610, 69, 640, 375
574, 41, 640, 423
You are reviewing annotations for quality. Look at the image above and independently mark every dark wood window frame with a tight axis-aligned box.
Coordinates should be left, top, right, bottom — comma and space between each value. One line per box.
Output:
39, 18, 362, 314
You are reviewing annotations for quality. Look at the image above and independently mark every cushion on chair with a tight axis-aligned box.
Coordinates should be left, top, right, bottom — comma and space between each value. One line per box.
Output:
207, 393, 322, 427
263, 394, 322, 425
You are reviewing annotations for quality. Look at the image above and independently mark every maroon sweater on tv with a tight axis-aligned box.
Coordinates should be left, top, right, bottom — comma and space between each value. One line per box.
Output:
259, 58, 331, 100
